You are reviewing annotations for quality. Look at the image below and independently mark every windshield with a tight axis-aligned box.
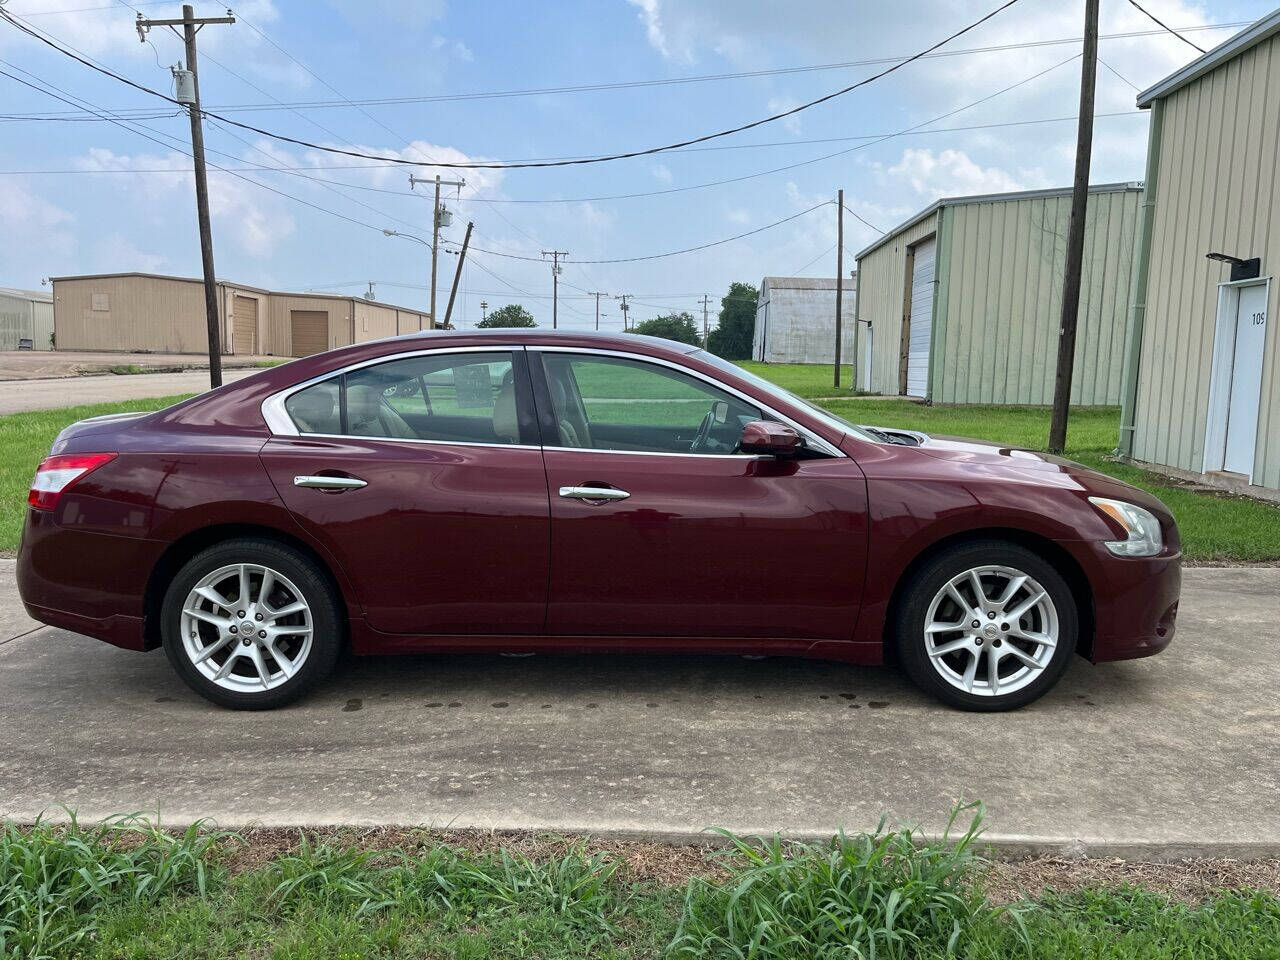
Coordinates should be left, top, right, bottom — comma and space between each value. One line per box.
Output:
690, 351, 880, 443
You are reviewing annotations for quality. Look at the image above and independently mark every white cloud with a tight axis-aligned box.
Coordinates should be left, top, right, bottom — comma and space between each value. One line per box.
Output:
651, 163, 673, 183
76, 147, 295, 257
90, 234, 168, 274
887, 148, 1044, 199
725, 207, 750, 224
0, 179, 74, 251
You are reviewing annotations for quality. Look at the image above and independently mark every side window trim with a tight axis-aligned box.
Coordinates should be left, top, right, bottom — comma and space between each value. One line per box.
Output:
528, 347, 843, 458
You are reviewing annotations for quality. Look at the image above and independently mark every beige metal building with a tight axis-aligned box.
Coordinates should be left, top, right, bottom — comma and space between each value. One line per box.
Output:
0, 287, 54, 351
49, 273, 432, 357
854, 183, 1142, 404
1119, 10, 1280, 496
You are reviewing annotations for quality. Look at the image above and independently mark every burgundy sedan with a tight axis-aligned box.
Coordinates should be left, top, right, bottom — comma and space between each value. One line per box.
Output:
18, 331, 1180, 710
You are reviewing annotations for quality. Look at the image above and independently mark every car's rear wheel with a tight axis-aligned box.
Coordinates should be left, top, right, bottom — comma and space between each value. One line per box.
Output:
161, 538, 341, 709
895, 540, 1077, 711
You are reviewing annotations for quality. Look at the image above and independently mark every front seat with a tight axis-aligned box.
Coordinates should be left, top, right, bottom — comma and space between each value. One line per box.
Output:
492, 378, 519, 443
346, 384, 416, 439
548, 372, 592, 448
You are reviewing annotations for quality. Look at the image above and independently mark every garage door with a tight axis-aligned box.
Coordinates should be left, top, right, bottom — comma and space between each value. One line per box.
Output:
290, 310, 328, 357
905, 237, 936, 398
232, 296, 258, 355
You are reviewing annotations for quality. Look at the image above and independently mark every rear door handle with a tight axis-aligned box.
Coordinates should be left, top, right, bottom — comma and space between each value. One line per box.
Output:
294, 475, 367, 490
558, 485, 630, 502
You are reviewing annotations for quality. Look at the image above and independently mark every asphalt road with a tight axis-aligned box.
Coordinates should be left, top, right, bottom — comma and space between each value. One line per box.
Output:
2, 561, 1278, 856
0, 369, 258, 415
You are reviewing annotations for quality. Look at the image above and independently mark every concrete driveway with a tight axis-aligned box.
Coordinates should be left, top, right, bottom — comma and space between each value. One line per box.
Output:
2, 561, 1278, 856
0, 369, 259, 415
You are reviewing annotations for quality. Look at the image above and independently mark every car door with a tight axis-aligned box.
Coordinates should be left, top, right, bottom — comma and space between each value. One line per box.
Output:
532, 348, 868, 642
259, 347, 550, 635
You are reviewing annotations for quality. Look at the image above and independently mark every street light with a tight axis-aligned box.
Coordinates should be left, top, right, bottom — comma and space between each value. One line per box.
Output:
382, 228, 430, 247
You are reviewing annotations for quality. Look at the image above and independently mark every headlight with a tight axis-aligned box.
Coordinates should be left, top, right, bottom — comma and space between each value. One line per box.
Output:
1088, 497, 1164, 557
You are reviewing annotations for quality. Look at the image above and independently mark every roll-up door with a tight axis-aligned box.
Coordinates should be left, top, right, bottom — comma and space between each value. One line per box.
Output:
232, 296, 258, 355
290, 310, 328, 357
906, 237, 936, 398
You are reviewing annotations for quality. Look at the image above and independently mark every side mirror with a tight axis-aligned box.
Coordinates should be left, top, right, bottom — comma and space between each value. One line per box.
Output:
739, 420, 803, 456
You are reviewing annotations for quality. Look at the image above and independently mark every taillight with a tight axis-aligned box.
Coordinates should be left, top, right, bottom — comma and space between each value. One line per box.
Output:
28, 453, 118, 511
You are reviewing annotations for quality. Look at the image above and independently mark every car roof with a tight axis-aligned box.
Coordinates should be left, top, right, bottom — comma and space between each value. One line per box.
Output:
391, 328, 702, 354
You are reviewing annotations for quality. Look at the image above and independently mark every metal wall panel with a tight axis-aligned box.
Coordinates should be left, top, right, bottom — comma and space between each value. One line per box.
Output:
932, 188, 1140, 405
854, 212, 938, 394
752, 279, 858, 364
1132, 33, 1280, 489
53, 276, 212, 353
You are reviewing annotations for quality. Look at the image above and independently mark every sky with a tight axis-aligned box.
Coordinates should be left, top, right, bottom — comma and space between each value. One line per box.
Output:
0, 0, 1274, 332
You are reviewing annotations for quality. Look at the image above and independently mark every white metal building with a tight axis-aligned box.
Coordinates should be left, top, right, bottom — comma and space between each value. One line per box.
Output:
752, 275, 858, 365
0, 287, 54, 351
855, 183, 1142, 404
1119, 9, 1280, 496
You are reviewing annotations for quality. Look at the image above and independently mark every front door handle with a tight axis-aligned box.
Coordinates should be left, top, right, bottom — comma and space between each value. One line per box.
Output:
294, 475, 367, 490
559, 485, 630, 502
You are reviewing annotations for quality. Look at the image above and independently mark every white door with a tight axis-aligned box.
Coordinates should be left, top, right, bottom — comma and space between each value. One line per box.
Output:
1222, 283, 1269, 475
906, 238, 936, 398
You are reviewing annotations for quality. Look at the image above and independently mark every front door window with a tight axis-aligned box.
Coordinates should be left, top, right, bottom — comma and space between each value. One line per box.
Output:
540, 354, 761, 454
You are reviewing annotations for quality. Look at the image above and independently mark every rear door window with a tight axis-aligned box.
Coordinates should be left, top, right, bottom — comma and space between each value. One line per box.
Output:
285, 351, 522, 445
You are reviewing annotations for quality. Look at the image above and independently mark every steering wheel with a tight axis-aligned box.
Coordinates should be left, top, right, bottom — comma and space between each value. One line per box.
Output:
689, 405, 717, 453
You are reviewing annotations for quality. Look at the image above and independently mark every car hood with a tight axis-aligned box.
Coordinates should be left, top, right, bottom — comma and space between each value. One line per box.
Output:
903, 432, 1173, 518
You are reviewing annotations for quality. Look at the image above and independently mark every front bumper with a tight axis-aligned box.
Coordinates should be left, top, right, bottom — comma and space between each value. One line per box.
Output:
1067, 540, 1181, 662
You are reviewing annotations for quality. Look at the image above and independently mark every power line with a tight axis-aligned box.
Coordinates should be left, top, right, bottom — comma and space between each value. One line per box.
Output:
449, 52, 1085, 205
841, 204, 884, 235
0, 0, 1030, 169
13, 20, 1244, 113
1097, 56, 1140, 91
1127, 0, 1207, 54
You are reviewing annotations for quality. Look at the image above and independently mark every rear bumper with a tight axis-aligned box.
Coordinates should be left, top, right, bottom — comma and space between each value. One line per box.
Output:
16, 508, 161, 652
1069, 541, 1181, 663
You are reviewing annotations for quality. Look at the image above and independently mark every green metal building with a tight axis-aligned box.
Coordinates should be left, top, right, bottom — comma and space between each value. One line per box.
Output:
854, 183, 1142, 405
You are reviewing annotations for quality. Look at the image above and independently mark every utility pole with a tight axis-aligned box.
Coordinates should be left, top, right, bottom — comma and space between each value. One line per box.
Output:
1049, 0, 1099, 453
480, 301, 488, 324
834, 188, 845, 390
699, 294, 712, 346
615, 294, 632, 331
587, 291, 609, 331
410, 173, 465, 328
443, 220, 473, 329
541, 250, 568, 329
136, 5, 234, 388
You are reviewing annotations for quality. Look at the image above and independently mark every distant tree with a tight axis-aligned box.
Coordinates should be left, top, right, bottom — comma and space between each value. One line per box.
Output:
631, 312, 701, 346
476, 304, 536, 328
705, 282, 759, 360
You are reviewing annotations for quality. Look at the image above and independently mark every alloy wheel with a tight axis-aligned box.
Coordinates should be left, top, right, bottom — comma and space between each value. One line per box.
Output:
922, 564, 1058, 698
180, 563, 313, 693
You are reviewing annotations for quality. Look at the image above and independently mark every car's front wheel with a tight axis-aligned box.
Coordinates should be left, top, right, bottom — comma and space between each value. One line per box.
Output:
160, 538, 342, 709
895, 541, 1077, 711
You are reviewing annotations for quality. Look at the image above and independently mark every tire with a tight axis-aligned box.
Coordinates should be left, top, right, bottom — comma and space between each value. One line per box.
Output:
894, 540, 1077, 711
161, 538, 342, 709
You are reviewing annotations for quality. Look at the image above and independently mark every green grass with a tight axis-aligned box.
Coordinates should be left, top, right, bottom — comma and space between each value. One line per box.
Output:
5, 807, 1280, 959
738, 360, 864, 399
